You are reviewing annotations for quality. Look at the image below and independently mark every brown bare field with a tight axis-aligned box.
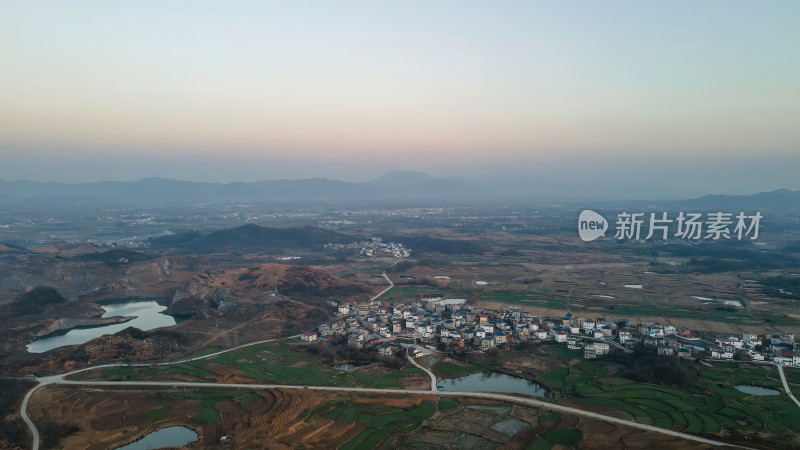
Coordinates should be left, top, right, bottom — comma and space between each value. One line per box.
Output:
578, 417, 716, 449
29, 385, 347, 449
26, 384, 722, 449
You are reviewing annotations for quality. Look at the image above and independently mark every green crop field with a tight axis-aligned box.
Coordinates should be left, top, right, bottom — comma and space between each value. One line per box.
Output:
375, 367, 424, 388
542, 428, 582, 446
381, 286, 441, 302
194, 407, 221, 423
538, 359, 800, 443
95, 340, 421, 389
146, 407, 169, 423
433, 361, 484, 378
437, 397, 459, 411
538, 367, 568, 391
479, 290, 567, 309
528, 437, 554, 450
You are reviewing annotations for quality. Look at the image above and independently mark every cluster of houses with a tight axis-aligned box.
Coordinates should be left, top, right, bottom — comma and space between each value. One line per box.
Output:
298, 298, 799, 367
707, 333, 799, 366
324, 237, 411, 258
632, 324, 798, 366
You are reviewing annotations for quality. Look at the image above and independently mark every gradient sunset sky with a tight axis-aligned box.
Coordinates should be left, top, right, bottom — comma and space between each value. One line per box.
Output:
1, 2, 798, 196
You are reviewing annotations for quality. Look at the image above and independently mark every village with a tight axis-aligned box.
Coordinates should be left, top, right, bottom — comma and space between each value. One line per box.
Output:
298, 296, 800, 368
324, 237, 412, 258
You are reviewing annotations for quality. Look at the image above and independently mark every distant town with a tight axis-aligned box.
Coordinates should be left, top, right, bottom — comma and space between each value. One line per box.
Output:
325, 237, 412, 258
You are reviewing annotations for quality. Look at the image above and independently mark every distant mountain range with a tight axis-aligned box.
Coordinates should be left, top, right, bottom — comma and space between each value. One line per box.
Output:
0, 171, 471, 205
0, 172, 797, 209
674, 188, 800, 210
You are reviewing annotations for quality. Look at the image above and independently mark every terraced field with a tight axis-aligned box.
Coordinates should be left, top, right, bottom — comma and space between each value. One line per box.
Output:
302, 398, 437, 449
537, 360, 800, 445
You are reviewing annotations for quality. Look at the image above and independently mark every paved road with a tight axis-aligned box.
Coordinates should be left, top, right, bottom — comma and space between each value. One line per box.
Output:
406, 354, 437, 391
21, 333, 302, 450
707, 359, 800, 410
778, 364, 800, 409
16, 266, 751, 450
370, 272, 394, 302
21, 263, 401, 450
19, 385, 39, 450
35, 377, 742, 448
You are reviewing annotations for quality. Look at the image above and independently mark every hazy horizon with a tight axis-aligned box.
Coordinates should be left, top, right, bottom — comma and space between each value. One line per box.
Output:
2, 2, 799, 197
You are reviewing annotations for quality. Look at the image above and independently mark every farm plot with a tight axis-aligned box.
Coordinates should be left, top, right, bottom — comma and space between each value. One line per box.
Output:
303, 398, 437, 449
547, 360, 800, 443
89, 341, 416, 389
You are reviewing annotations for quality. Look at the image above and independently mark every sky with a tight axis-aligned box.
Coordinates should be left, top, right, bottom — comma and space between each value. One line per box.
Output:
1, 2, 799, 197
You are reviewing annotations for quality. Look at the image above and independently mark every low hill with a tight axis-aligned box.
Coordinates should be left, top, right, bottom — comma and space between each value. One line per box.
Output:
150, 224, 350, 253
0, 243, 27, 254
8, 286, 66, 317
168, 263, 369, 314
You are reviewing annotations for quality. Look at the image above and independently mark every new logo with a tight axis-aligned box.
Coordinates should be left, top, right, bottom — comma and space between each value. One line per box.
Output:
578, 210, 608, 242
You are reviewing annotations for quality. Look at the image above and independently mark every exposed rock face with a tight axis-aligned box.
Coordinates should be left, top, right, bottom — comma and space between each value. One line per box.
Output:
94, 257, 213, 295
15, 327, 183, 375
1, 302, 109, 344
168, 279, 232, 315
0, 255, 209, 300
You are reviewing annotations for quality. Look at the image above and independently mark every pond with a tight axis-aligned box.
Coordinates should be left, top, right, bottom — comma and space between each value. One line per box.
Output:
27, 299, 180, 353
115, 426, 198, 450
735, 385, 781, 396
438, 372, 552, 398
333, 362, 369, 372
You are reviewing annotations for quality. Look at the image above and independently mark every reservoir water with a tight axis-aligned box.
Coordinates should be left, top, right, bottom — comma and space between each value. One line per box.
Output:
114, 426, 198, 450
735, 385, 781, 396
27, 300, 178, 353
438, 372, 552, 397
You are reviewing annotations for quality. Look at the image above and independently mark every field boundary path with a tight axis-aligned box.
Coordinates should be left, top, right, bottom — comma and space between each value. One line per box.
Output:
16, 262, 754, 450
32, 377, 745, 449
20, 260, 401, 450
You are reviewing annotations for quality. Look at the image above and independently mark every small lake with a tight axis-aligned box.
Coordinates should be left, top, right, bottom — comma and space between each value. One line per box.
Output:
115, 426, 198, 450
333, 363, 369, 372
438, 372, 552, 398
27, 300, 179, 353
735, 385, 781, 396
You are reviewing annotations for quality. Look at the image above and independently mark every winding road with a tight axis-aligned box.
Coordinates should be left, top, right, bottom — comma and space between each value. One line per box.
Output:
20, 264, 400, 449
778, 364, 800, 409
36, 377, 746, 448
370, 272, 394, 302
406, 354, 437, 391
16, 264, 786, 450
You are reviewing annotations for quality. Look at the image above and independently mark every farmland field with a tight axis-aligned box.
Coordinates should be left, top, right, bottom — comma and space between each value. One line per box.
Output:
74, 339, 422, 390
534, 358, 800, 445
